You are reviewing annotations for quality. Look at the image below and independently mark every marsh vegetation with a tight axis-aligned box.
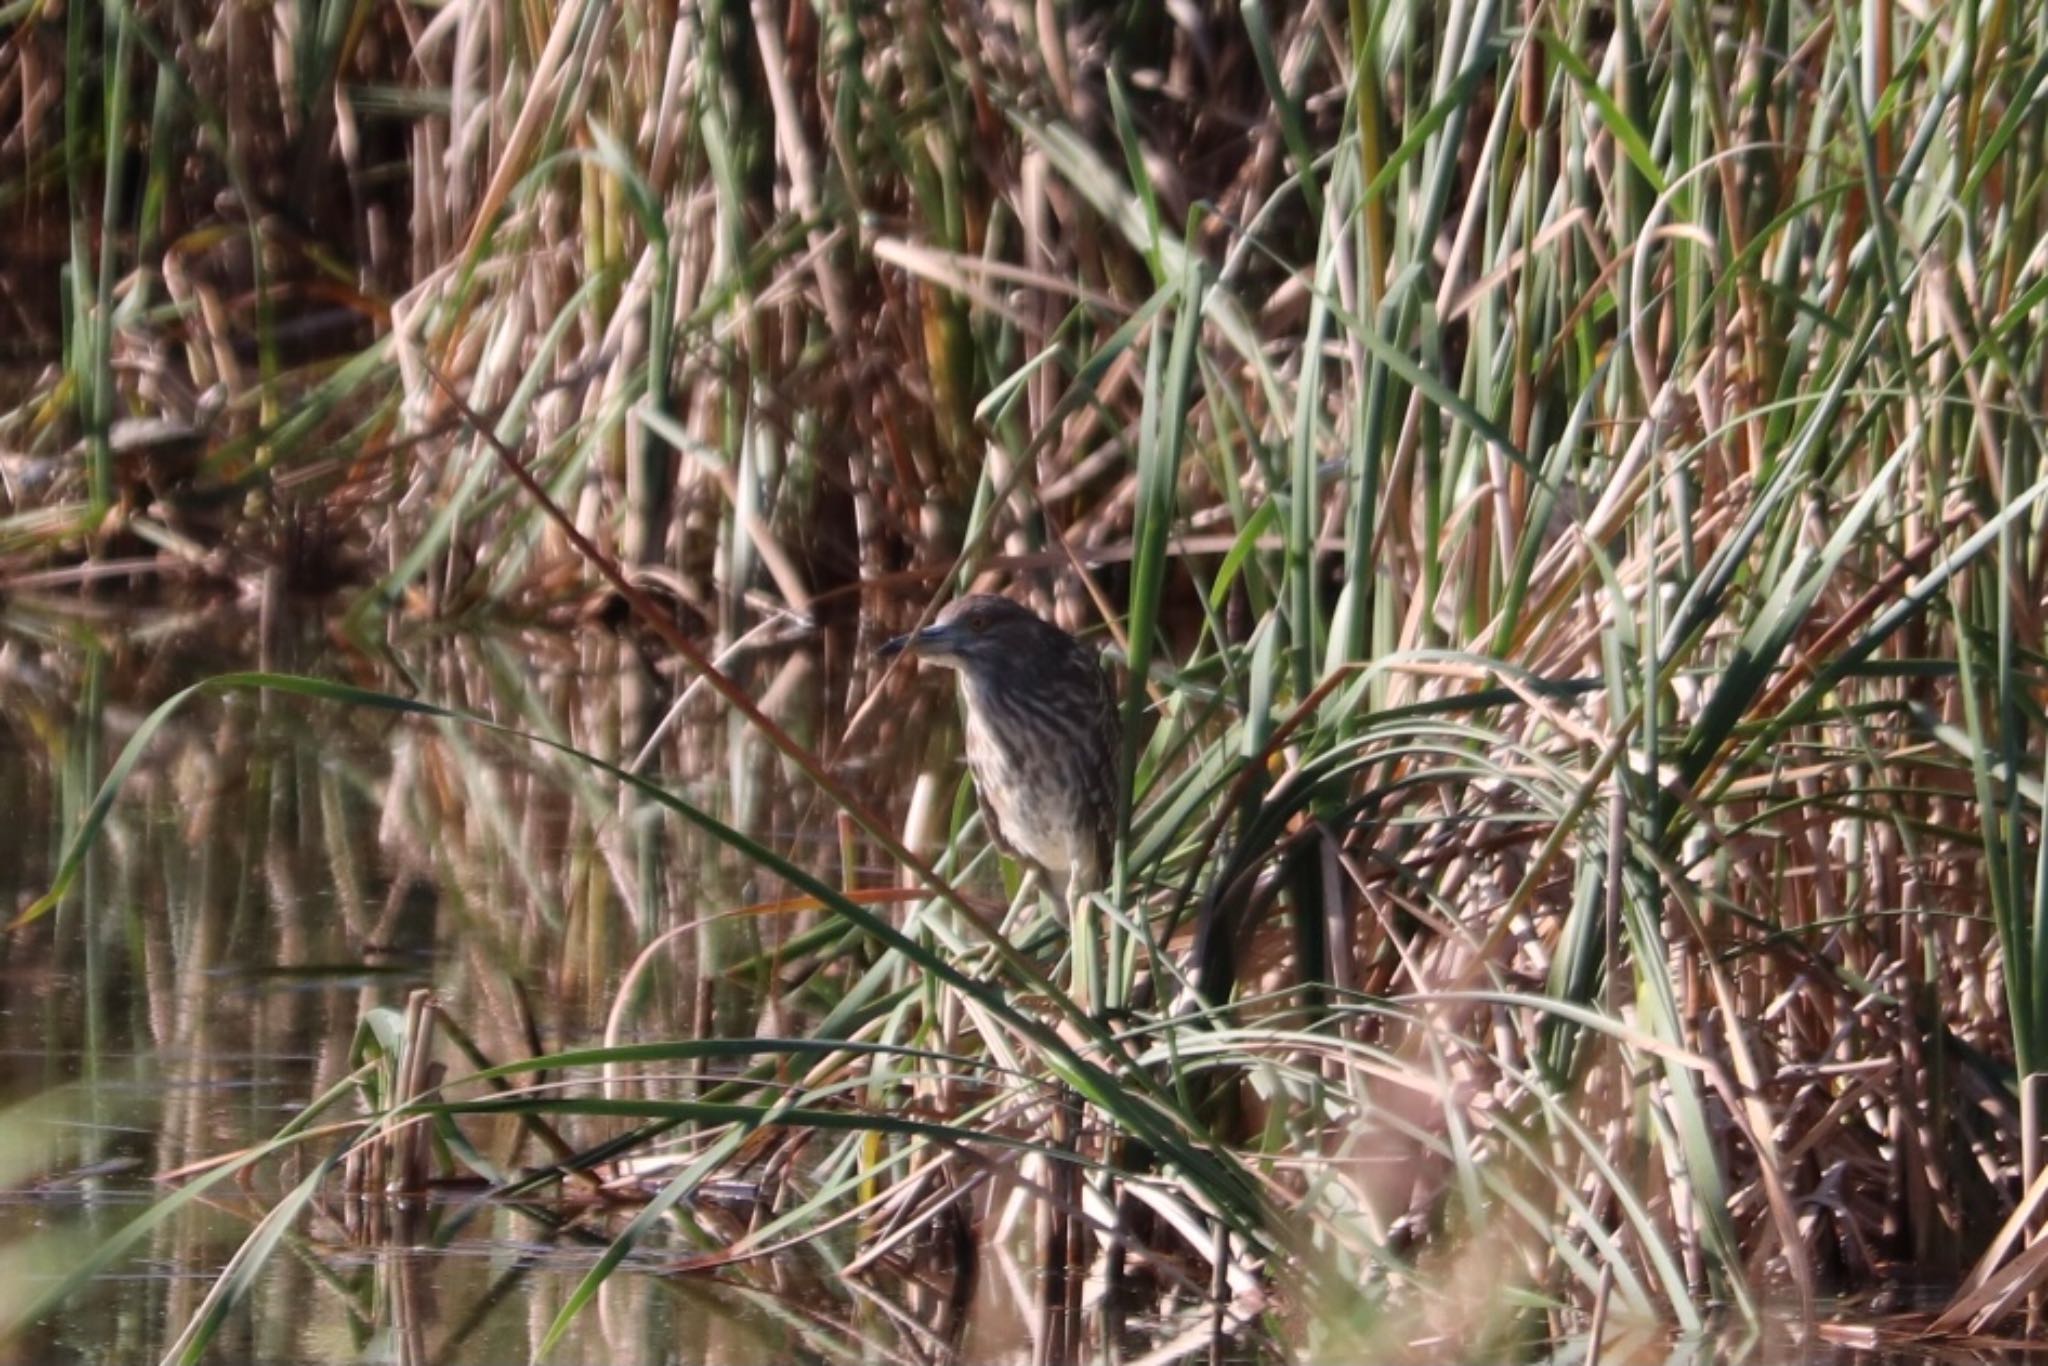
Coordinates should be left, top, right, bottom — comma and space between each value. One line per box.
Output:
5, 0, 2048, 1359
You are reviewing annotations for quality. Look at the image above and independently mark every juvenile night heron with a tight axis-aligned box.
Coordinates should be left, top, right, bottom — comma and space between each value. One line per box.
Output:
879, 595, 1120, 919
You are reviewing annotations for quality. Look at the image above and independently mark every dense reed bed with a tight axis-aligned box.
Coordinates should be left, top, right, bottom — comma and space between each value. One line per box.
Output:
6, 0, 2048, 1356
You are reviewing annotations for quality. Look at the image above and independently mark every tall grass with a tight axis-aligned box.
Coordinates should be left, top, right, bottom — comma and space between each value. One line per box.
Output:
6, 0, 2048, 1356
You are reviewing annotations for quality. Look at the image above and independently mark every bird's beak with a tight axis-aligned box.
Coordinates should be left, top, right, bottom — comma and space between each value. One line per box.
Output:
877, 623, 956, 660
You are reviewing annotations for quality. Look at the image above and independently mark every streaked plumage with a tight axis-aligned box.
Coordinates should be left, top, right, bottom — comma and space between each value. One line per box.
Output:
880, 595, 1120, 906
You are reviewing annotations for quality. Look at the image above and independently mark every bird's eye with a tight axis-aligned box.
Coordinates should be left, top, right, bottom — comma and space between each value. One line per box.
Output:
967, 613, 988, 633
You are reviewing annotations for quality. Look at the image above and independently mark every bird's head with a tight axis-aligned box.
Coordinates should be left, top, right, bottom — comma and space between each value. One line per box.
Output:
877, 594, 1056, 677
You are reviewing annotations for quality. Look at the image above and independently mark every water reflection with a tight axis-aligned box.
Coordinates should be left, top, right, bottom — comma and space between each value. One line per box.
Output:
0, 600, 1251, 1365
0, 599, 836, 1095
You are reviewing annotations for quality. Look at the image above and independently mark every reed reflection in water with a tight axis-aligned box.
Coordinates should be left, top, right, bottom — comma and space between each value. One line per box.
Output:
0, 604, 1094, 1365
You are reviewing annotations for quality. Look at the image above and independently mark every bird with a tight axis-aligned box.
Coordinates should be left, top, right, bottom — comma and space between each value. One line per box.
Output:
879, 594, 1121, 929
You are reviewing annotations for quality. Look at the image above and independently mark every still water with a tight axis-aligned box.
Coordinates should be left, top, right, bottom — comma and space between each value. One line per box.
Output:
0, 598, 1244, 1364
0, 597, 2038, 1366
